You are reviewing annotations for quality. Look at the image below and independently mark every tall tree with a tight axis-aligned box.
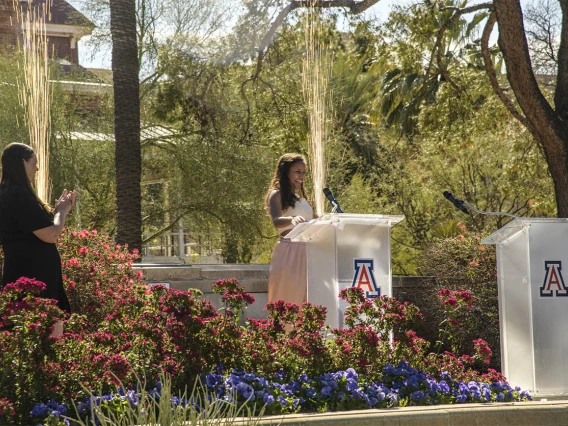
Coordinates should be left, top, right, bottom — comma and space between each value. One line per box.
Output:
109, 0, 142, 251
491, 0, 568, 217
431, 0, 568, 217
258, 1, 568, 217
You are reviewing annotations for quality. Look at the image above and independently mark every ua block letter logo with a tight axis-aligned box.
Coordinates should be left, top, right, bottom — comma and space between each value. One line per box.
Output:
352, 259, 380, 298
540, 261, 568, 297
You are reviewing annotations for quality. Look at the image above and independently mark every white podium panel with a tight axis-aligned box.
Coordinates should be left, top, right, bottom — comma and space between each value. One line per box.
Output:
483, 218, 568, 395
287, 213, 404, 329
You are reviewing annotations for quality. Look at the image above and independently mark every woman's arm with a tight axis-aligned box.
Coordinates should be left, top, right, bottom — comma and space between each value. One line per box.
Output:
33, 210, 68, 243
268, 190, 305, 228
33, 190, 76, 243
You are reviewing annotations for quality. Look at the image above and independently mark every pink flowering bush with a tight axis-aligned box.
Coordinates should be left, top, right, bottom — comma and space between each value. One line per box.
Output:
0, 277, 65, 424
331, 287, 424, 380
0, 228, 519, 425
241, 300, 332, 378
436, 288, 478, 353
51, 284, 221, 399
58, 229, 146, 329
0, 398, 15, 425
420, 225, 500, 369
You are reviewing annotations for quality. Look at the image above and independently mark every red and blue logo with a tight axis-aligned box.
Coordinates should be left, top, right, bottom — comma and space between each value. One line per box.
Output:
540, 261, 568, 297
352, 259, 380, 298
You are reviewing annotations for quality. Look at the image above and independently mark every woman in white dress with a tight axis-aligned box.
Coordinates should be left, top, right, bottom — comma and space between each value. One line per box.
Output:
265, 153, 315, 305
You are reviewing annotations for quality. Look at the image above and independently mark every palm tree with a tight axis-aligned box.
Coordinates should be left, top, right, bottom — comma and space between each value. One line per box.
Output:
109, 0, 142, 252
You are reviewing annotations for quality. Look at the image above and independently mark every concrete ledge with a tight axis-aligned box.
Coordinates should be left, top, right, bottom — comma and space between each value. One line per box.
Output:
135, 264, 436, 320
256, 400, 568, 426
139, 266, 203, 280
137, 265, 269, 289
166, 279, 267, 293
2, 400, 565, 426
136, 265, 432, 295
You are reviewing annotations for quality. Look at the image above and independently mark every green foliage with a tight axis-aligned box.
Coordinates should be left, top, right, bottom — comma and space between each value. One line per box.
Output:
145, 28, 312, 261
1, 2, 557, 269
69, 374, 267, 426
420, 226, 500, 370
50, 74, 117, 233
0, 51, 28, 145
349, 4, 555, 272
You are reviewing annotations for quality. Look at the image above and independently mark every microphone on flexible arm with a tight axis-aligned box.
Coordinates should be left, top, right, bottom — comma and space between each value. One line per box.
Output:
323, 187, 344, 213
443, 191, 470, 215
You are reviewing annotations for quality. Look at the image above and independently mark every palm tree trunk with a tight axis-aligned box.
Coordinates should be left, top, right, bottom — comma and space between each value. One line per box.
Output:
109, 0, 142, 252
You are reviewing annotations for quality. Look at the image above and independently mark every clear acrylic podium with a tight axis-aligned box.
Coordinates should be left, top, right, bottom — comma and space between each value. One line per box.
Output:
483, 218, 568, 395
286, 213, 404, 329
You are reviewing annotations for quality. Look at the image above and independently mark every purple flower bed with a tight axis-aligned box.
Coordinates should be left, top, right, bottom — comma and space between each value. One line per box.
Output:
30, 362, 532, 425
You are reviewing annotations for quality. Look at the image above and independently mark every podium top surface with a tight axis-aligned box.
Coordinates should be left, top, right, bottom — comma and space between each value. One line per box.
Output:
318, 213, 405, 223
482, 218, 568, 245
286, 213, 405, 241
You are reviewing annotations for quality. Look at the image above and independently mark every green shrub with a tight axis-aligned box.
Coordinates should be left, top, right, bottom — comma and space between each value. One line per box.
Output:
419, 224, 500, 370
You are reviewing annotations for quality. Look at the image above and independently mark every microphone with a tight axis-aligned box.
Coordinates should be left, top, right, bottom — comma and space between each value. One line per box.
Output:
323, 187, 344, 213
443, 191, 470, 215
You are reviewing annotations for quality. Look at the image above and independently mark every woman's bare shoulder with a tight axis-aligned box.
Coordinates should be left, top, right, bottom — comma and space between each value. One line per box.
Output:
268, 189, 281, 200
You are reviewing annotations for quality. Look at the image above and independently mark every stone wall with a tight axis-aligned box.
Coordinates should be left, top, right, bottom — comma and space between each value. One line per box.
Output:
135, 264, 436, 321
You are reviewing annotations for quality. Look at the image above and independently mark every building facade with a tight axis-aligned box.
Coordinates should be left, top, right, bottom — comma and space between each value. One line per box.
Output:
0, 0, 94, 64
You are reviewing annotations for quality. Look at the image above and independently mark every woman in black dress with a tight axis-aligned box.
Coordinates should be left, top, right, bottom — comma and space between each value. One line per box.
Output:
0, 143, 76, 337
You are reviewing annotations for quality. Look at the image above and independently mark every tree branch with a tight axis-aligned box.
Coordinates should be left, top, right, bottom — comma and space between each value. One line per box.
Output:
481, 10, 532, 130
555, 0, 568, 119
434, 3, 493, 96
439, 4, 493, 13
256, 0, 381, 70
239, 50, 265, 145
142, 213, 185, 243
493, 0, 559, 130
290, 0, 380, 13
236, 0, 381, 145
257, 2, 297, 54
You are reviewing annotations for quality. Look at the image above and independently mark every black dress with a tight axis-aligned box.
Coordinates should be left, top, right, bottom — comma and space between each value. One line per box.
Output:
0, 184, 71, 313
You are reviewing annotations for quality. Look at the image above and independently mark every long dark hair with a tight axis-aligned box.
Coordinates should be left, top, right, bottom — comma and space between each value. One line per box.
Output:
265, 153, 308, 211
0, 142, 50, 211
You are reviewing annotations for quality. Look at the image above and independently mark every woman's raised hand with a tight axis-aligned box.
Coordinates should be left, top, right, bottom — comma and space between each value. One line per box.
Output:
54, 189, 77, 214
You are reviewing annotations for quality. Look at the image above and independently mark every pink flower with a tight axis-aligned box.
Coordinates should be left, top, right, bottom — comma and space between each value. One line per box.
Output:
443, 297, 458, 306
3, 277, 46, 295
473, 338, 493, 364
67, 258, 80, 268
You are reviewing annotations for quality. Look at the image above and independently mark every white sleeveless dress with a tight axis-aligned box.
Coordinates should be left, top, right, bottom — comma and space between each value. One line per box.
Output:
268, 197, 314, 306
